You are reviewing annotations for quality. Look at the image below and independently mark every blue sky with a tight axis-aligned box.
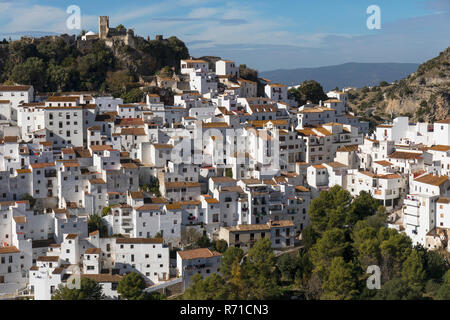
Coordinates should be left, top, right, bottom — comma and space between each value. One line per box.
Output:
0, 0, 448, 71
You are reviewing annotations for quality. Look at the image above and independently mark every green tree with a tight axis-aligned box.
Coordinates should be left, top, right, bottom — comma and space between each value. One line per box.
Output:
309, 228, 348, 277
417, 246, 448, 281
10, 57, 46, 91
212, 239, 228, 253
102, 205, 112, 217
116, 24, 126, 31
401, 250, 426, 291
117, 272, 147, 300
121, 88, 144, 103
242, 238, 280, 299
300, 225, 318, 250
375, 278, 423, 300
220, 246, 244, 280
347, 191, 381, 226
21, 193, 36, 208
321, 257, 359, 300
379, 230, 412, 280
184, 273, 229, 300
437, 271, 450, 300
104, 70, 133, 97
288, 80, 328, 105
52, 278, 104, 300
277, 253, 298, 282
88, 214, 107, 237
308, 186, 352, 234
196, 235, 212, 248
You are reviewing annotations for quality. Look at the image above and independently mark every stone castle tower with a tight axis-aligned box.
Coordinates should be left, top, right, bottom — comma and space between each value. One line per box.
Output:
99, 16, 110, 39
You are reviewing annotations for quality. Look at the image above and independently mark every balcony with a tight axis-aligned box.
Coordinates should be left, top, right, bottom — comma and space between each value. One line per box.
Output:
404, 206, 420, 216
403, 214, 419, 226
404, 198, 420, 207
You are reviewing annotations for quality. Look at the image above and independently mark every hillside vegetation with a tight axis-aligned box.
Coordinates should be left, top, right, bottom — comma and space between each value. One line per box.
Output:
0, 33, 189, 101
348, 47, 450, 126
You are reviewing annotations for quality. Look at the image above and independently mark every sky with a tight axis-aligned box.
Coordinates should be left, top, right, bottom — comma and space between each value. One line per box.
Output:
0, 0, 448, 71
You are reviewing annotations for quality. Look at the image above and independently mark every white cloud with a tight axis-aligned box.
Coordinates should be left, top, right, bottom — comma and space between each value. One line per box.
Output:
0, 2, 97, 34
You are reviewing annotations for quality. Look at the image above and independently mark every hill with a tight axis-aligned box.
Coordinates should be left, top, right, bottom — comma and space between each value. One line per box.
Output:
0, 33, 189, 101
260, 62, 419, 91
347, 47, 450, 125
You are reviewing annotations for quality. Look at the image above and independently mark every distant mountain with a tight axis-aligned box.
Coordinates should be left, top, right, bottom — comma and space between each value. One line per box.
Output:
260, 62, 419, 91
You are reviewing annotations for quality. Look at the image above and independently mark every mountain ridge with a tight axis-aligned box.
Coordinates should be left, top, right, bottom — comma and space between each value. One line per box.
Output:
347, 46, 450, 125
261, 62, 419, 91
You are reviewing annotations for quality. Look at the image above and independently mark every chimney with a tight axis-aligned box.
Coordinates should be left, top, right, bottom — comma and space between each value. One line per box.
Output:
319, 100, 322, 107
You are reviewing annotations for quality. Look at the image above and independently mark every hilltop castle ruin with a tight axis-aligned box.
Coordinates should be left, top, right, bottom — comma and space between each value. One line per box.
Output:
98, 16, 136, 48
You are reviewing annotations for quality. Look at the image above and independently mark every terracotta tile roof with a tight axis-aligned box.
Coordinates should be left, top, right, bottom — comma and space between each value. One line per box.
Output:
324, 162, 347, 168
227, 224, 270, 231
0, 85, 31, 91
211, 176, 236, 183
134, 204, 161, 211
85, 248, 101, 254
52, 267, 64, 274
153, 143, 173, 149
121, 128, 146, 136
388, 151, 422, 160
378, 173, 402, 179
359, 171, 377, 177
121, 163, 138, 169
165, 203, 182, 210
415, 174, 448, 186
46, 96, 79, 102
437, 197, 450, 204
181, 59, 208, 63
65, 234, 78, 239
429, 145, 450, 152
178, 248, 222, 260
30, 162, 55, 169
89, 179, 106, 184
268, 220, 295, 228
130, 191, 143, 199
37, 256, 59, 262
61, 148, 75, 154
337, 144, 358, 152
13, 216, 26, 224
16, 169, 31, 174
117, 118, 145, 126
89, 145, 113, 152
201, 122, 229, 128
314, 127, 333, 136
165, 181, 200, 188
73, 147, 91, 158
0, 246, 20, 254
374, 160, 393, 167
220, 186, 244, 193
3, 136, 18, 143
239, 178, 261, 185
81, 274, 122, 282
204, 198, 219, 204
